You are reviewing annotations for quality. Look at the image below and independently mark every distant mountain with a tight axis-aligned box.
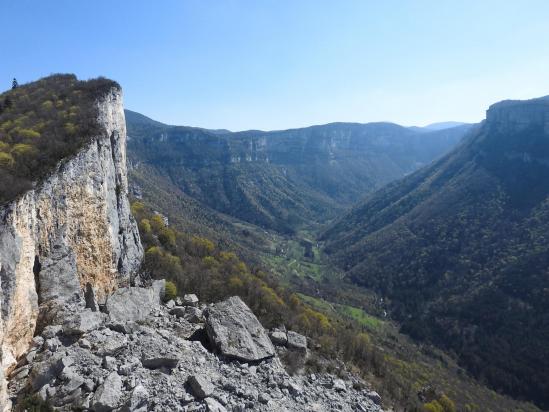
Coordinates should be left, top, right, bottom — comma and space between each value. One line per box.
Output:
322, 96, 549, 407
126, 110, 470, 233
423, 121, 469, 130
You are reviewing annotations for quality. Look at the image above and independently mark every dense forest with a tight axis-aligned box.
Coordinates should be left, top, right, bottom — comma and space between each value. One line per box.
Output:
0, 74, 119, 203
323, 97, 549, 408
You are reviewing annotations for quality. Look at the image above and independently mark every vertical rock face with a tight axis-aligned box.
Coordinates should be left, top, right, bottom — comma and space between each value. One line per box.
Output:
0, 87, 142, 406
486, 96, 549, 134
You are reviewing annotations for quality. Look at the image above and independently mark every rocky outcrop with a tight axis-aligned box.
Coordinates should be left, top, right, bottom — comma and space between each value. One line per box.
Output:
7, 290, 383, 412
270, 329, 308, 357
204, 296, 275, 362
0, 87, 142, 409
105, 287, 158, 323
486, 95, 549, 133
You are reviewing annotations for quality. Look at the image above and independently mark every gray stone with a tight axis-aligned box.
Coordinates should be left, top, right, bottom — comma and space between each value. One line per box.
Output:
286, 331, 307, 352
166, 299, 176, 309
106, 321, 139, 334
58, 356, 75, 369
258, 392, 271, 404
367, 390, 382, 405
205, 397, 228, 412
141, 354, 179, 369
42, 325, 63, 339
127, 384, 149, 411
46, 385, 57, 399
188, 375, 214, 399
38, 247, 81, 305
118, 363, 133, 376
269, 330, 288, 346
63, 374, 85, 393
185, 306, 203, 323
169, 306, 186, 318
106, 287, 157, 322
35, 384, 49, 402
92, 371, 122, 412
63, 308, 103, 335
83, 379, 95, 392
78, 338, 92, 349
204, 296, 275, 362
152, 279, 166, 303
102, 356, 117, 371
332, 379, 346, 392
26, 350, 38, 364
85, 282, 99, 312
32, 336, 44, 348
30, 355, 72, 391
96, 333, 128, 356
183, 294, 199, 307
12, 366, 30, 380
45, 337, 61, 352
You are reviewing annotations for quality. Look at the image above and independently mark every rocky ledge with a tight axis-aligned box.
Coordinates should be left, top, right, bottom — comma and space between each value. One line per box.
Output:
7, 282, 383, 412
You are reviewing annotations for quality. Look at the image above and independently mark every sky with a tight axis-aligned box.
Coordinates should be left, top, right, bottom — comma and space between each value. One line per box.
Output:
1, 1, 549, 131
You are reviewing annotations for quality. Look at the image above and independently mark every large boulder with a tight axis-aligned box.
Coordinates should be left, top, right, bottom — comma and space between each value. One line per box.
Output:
286, 331, 307, 353
30, 355, 73, 391
92, 371, 122, 412
105, 287, 157, 322
187, 375, 214, 399
63, 308, 104, 335
127, 384, 149, 411
151, 279, 166, 304
204, 296, 275, 362
183, 294, 199, 307
269, 329, 288, 346
139, 333, 180, 369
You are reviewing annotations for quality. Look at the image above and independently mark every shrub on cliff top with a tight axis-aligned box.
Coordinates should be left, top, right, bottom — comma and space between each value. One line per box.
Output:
164, 280, 177, 301
0, 74, 120, 204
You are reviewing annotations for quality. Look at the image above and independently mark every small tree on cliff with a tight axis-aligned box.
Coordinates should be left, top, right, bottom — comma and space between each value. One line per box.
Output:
12, 78, 18, 89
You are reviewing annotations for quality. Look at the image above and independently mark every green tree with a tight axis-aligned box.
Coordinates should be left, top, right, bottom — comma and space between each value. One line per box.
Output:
164, 281, 177, 301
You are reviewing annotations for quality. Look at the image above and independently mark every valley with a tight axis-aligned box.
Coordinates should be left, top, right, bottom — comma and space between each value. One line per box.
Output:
3, 3, 549, 411
126, 107, 541, 411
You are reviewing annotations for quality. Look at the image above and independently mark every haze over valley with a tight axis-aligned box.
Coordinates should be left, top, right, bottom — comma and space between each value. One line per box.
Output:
2, 2, 549, 411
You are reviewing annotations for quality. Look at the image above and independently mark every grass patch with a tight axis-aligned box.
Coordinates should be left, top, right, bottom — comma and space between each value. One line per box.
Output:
338, 304, 383, 330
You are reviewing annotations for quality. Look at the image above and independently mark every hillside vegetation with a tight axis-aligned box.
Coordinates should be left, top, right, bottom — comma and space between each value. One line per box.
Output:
126, 110, 469, 234
322, 97, 549, 408
129, 196, 538, 412
0, 74, 119, 203
126, 104, 543, 410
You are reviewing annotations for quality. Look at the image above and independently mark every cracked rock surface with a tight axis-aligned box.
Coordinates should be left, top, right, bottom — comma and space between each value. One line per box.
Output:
8, 287, 383, 412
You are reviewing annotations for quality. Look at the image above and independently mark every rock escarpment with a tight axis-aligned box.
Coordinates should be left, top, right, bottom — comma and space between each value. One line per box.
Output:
0, 87, 142, 409
486, 95, 549, 133
8, 288, 383, 411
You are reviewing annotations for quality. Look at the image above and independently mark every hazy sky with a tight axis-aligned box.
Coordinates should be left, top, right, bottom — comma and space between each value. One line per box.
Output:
2, 1, 549, 131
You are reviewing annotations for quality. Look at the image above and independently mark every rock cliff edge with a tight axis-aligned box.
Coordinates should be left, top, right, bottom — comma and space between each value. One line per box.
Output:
0, 87, 142, 410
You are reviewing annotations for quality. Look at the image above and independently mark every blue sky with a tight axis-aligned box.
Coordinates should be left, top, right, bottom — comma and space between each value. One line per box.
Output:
2, 1, 549, 131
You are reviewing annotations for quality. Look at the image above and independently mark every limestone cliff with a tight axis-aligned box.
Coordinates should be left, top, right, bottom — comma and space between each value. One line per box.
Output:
0, 87, 142, 408
486, 95, 549, 133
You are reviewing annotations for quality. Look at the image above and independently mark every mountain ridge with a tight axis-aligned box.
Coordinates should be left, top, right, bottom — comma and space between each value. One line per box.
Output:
126, 109, 471, 233
321, 95, 549, 408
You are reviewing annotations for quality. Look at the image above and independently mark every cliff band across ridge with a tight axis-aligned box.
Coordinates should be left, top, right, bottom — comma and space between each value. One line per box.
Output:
0, 84, 142, 410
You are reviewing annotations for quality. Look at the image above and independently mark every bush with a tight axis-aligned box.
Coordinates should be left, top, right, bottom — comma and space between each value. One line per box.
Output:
15, 394, 53, 412
0, 74, 120, 204
165, 280, 177, 301
424, 401, 443, 412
